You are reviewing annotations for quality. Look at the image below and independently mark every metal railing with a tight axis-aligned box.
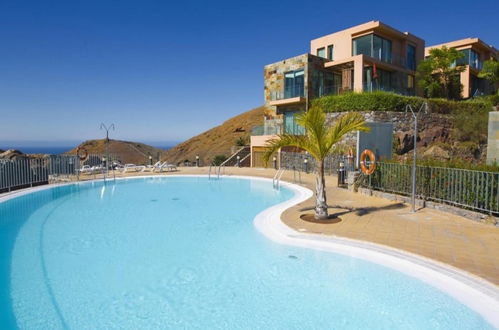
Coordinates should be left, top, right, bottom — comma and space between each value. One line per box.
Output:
0, 154, 119, 193
0, 158, 50, 192
365, 162, 499, 215
273, 167, 285, 189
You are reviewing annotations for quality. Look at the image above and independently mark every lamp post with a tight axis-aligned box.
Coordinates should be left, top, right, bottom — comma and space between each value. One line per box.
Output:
405, 102, 428, 213
304, 158, 308, 174
236, 155, 241, 167
149, 155, 152, 165
196, 155, 200, 167
100, 123, 115, 174
273, 156, 277, 169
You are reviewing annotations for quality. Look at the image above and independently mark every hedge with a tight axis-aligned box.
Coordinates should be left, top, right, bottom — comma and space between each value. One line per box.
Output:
312, 91, 494, 114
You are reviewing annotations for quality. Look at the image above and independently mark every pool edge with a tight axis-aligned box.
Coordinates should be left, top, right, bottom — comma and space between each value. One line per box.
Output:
253, 179, 499, 328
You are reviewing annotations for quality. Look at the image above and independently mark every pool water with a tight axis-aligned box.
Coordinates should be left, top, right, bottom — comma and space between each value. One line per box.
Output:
0, 176, 493, 329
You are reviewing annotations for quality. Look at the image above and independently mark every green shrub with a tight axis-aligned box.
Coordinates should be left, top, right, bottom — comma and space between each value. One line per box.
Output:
452, 106, 489, 144
235, 136, 248, 146
313, 91, 492, 114
212, 154, 227, 166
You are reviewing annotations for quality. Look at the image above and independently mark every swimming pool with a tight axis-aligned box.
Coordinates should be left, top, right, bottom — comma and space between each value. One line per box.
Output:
0, 176, 497, 329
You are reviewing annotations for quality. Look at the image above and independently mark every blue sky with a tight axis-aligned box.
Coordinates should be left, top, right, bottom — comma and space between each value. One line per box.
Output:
1, 0, 498, 147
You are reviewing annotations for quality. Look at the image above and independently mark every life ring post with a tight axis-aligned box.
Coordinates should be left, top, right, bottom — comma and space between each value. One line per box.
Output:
359, 149, 376, 175
77, 147, 89, 162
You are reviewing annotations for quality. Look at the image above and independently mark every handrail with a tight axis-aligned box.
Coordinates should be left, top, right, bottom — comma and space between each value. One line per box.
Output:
217, 164, 223, 179
239, 153, 250, 164
273, 167, 286, 189
292, 166, 302, 184
220, 147, 245, 167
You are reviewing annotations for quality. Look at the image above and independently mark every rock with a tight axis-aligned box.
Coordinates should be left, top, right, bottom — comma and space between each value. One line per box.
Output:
423, 145, 450, 160
0, 149, 25, 160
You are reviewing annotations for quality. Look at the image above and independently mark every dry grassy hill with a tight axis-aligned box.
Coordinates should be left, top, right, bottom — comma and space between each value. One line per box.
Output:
66, 139, 165, 165
162, 106, 265, 165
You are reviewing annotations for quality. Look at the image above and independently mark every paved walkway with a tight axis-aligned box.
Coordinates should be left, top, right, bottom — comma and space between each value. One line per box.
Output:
62, 167, 499, 285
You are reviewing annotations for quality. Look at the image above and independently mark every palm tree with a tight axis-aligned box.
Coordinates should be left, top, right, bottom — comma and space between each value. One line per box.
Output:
263, 106, 368, 220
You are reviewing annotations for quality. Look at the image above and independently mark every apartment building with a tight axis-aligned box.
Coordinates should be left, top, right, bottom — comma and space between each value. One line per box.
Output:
251, 21, 425, 167
425, 38, 499, 98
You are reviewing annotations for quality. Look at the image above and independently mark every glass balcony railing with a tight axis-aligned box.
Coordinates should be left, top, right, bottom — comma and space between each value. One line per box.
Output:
251, 118, 284, 136
316, 84, 341, 97
270, 85, 304, 101
363, 82, 415, 96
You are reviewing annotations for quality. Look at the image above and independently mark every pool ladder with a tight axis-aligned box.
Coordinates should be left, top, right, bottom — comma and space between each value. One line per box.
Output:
208, 165, 225, 180
273, 167, 285, 189
273, 166, 302, 189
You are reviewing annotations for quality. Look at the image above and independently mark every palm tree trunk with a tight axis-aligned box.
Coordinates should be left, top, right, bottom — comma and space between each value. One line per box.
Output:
315, 160, 328, 220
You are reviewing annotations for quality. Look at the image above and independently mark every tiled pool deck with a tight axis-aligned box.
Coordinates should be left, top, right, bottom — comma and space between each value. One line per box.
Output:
11, 167, 499, 286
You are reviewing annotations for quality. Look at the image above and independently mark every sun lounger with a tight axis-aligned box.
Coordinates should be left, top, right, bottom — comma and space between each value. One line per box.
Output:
142, 161, 162, 172
79, 165, 94, 174
123, 164, 145, 172
155, 162, 177, 172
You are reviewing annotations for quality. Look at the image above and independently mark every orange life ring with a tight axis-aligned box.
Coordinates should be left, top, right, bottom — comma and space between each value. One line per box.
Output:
360, 149, 376, 175
76, 147, 89, 162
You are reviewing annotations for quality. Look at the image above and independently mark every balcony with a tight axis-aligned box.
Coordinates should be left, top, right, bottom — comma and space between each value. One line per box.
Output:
363, 82, 415, 96
268, 85, 305, 106
252, 118, 283, 136
316, 84, 342, 97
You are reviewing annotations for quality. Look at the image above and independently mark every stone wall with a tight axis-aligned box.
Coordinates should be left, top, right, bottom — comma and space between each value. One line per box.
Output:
487, 111, 499, 165
263, 54, 330, 107
264, 54, 308, 104
326, 111, 454, 154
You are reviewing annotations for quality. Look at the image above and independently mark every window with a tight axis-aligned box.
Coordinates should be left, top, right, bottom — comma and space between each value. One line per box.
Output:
363, 67, 392, 92
352, 35, 372, 57
317, 47, 325, 58
352, 34, 392, 63
327, 45, 334, 60
456, 49, 483, 70
284, 111, 305, 135
407, 44, 416, 70
284, 69, 304, 98
407, 74, 415, 89
470, 49, 482, 69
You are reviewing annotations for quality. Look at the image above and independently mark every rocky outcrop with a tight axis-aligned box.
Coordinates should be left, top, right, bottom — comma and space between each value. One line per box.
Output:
327, 111, 485, 162
66, 140, 165, 165
0, 149, 26, 160
423, 145, 451, 160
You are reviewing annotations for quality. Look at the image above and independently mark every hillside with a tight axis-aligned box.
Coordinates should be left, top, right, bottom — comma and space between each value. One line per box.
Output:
66, 139, 165, 165
162, 106, 265, 165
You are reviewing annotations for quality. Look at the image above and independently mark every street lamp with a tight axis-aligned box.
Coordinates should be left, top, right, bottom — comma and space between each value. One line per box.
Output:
149, 155, 152, 165
196, 155, 200, 167
405, 102, 428, 213
236, 155, 241, 167
273, 156, 277, 169
100, 123, 115, 174
304, 158, 308, 174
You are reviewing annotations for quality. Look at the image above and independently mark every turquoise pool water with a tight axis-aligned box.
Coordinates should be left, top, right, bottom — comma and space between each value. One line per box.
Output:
0, 176, 493, 329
